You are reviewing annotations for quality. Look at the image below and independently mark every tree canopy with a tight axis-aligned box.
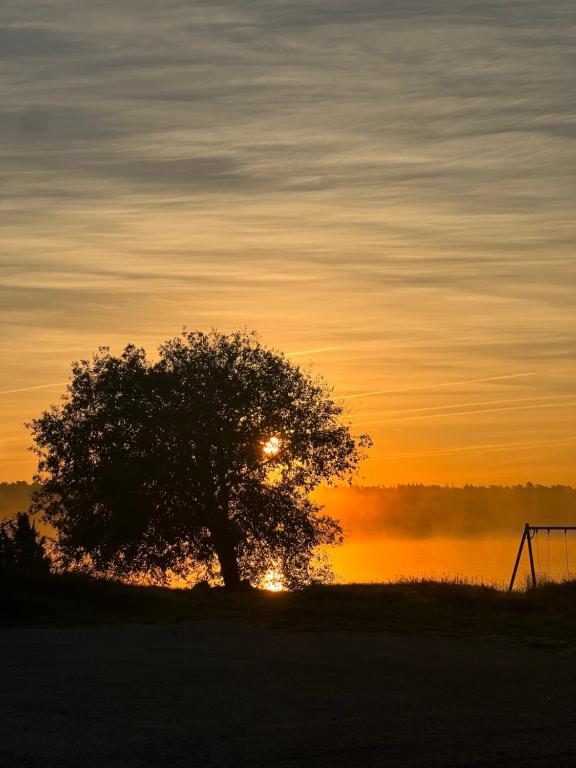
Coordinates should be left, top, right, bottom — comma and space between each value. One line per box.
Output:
30, 330, 370, 589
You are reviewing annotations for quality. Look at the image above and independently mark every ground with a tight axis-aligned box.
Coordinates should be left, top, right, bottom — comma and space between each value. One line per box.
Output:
2, 619, 576, 767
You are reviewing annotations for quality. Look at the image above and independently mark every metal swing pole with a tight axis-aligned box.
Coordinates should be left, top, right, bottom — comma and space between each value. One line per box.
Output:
509, 523, 530, 591
526, 526, 537, 589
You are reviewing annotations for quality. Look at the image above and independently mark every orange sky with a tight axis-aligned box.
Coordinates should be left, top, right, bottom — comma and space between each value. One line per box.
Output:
1, 1, 575, 485
2, 343, 575, 485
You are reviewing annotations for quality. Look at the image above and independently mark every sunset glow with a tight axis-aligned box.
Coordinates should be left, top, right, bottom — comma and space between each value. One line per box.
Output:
262, 568, 284, 592
262, 437, 281, 458
2, 5, 575, 766
1, 1, 574, 490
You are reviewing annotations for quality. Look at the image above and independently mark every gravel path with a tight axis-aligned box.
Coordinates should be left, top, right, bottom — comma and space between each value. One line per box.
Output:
1, 622, 575, 767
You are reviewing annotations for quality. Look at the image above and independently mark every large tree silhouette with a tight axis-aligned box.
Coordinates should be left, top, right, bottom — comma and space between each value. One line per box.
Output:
30, 331, 370, 589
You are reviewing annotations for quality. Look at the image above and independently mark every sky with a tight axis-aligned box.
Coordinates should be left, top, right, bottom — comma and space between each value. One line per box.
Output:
1, 0, 575, 485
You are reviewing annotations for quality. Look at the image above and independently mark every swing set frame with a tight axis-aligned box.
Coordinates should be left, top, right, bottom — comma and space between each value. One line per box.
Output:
508, 523, 576, 591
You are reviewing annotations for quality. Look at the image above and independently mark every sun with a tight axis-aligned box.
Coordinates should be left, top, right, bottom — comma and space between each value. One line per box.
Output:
262, 568, 284, 592
262, 435, 281, 457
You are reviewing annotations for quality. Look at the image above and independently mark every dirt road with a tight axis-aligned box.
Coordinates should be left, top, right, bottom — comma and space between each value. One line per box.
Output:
1, 621, 575, 767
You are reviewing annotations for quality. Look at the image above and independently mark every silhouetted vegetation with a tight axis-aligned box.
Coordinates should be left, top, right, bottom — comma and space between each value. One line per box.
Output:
0, 512, 51, 577
2, 573, 576, 648
29, 330, 370, 589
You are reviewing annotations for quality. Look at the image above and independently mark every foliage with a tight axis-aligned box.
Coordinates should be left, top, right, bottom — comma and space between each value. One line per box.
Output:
30, 330, 370, 588
0, 512, 51, 576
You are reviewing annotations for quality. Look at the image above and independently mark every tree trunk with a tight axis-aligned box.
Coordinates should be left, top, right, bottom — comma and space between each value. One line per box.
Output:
211, 526, 242, 590
206, 474, 244, 590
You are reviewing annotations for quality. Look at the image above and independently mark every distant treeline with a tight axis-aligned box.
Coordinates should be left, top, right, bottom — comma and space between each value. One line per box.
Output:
315, 484, 576, 539
0, 482, 54, 538
0, 482, 37, 521
2, 481, 576, 540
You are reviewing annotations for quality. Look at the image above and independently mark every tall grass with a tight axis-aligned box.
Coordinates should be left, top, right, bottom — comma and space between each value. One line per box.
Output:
2, 572, 576, 647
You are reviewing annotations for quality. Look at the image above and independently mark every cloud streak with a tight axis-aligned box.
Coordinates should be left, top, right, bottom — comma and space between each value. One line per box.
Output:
358, 399, 576, 426
365, 436, 576, 462
0, 383, 68, 396
338, 371, 556, 400
351, 394, 576, 424
287, 347, 340, 357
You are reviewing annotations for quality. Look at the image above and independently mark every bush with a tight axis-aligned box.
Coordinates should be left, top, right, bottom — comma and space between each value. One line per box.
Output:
0, 512, 51, 577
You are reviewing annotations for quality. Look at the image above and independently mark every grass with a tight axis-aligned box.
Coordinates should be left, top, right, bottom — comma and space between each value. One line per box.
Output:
2, 573, 576, 648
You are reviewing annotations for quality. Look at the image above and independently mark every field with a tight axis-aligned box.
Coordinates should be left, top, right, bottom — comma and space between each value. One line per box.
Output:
3, 574, 576, 648
2, 577, 576, 767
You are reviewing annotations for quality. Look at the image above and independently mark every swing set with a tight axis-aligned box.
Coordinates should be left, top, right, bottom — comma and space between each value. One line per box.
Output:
508, 523, 576, 591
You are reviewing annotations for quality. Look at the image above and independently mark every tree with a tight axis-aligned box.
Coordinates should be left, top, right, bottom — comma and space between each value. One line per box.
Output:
30, 330, 370, 589
0, 512, 51, 576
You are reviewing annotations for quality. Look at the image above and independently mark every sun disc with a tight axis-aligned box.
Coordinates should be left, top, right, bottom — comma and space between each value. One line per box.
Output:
263, 435, 281, 456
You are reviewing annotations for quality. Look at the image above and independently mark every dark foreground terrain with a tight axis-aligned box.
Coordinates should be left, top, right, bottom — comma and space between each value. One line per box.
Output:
2, 577, 576, 766
2, 620, 576, 767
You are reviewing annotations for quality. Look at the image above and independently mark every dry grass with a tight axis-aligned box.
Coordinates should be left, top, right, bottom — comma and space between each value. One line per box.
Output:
2, 573, 576, 648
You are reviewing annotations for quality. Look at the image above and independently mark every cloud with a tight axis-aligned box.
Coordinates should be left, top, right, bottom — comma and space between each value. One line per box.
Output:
0, 383, 68, 396
364, 435, 576, 462
92, 156, 259, 193
0, 106, 123, 143
338, 371, 549, 400
287, 347, 340, 357
352, 394, 576, 423
358, 398, 576, 426
1, 0, 575, 483
0, 26, 85, 59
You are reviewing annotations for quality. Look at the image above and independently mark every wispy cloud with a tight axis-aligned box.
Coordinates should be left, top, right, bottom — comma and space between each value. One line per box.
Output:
338, 371, 554, 400
352, 394, 575, 424
355, 398, 576, 425
0, 383, 67, 396
287, 346, 340, 357
365, 436, 576, 462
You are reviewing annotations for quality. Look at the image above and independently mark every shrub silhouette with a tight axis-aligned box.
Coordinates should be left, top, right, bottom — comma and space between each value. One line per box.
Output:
0, 512, 51, 576
30, 330, 370, 589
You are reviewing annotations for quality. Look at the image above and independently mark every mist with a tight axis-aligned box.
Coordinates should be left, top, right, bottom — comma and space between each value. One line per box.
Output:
315, 484, 576, 540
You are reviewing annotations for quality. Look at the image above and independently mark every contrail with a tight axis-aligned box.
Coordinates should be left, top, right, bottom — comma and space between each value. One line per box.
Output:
0, 382, 67, 396
338, 370, 554, 400
351, 394, 575, 425
365, 435, 576, 461
355, 399, 576, 426
287, 346, 340, 357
